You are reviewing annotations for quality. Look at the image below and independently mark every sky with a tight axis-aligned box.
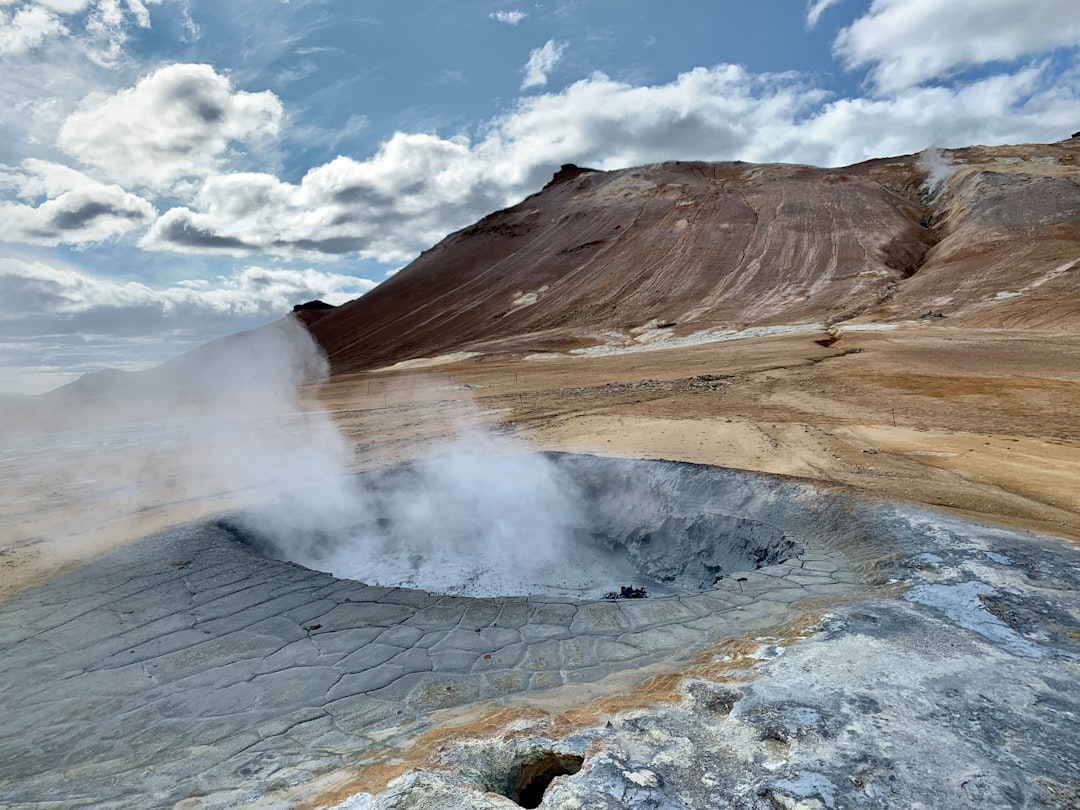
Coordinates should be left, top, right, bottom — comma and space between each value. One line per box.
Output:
0, 0, 1078, 394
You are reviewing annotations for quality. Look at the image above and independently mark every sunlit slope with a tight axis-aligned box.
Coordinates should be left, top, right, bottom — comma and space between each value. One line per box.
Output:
853, 139, 1080, 329
310, 137, 1080, 373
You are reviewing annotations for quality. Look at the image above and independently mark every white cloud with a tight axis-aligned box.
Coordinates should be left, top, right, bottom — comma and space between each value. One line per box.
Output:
275, 59, 318, 85
36, 0, 93, 13
122, 0, 157, 28
500, 62, 1074, 167
0, 0, 162, 64
522, 39, 566, 89
806, 0, 844, 29
835, 0, 1080, 92
490, 9, 526, 25
490, 63, 1076, 171
496, 65, 827, 170
0, 5, 66, 55
141, 133, 507, 262
0, 159, 155, 245
58, 63, 282, 192
84, 0, 136, 65
795, 68, 1074, 165
295, 45, 343, 56
0, 257, 374, 329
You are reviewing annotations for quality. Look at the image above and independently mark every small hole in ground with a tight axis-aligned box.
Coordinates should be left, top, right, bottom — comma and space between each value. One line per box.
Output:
511, 752, 584, 808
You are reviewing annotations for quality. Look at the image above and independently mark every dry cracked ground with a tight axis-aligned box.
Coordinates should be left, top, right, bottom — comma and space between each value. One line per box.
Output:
2, 324, 1079, 809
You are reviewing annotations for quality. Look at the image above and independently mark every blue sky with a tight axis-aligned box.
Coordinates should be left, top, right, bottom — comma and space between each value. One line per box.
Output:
1, 0, 1078, 394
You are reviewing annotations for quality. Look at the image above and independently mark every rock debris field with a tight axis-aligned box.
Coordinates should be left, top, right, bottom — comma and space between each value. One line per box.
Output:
1, 455, 1079, 809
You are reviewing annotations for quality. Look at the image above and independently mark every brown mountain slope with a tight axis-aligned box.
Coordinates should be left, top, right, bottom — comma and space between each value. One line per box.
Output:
855, 140, 1080, 329
310, 136, 1080, 374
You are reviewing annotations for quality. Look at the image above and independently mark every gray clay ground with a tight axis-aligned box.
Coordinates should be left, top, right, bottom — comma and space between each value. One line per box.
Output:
364, 509, 1080, 810
1, 456, 1078, 809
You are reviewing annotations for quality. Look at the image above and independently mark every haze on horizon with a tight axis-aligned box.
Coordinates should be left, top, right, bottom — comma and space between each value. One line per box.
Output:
1, 0, 1078, 394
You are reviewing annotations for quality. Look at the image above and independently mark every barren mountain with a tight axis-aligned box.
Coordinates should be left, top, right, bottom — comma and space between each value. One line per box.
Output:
311, 136, 1080, 373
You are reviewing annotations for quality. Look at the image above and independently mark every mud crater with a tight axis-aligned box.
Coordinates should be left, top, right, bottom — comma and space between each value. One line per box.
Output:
227, 453, 802, 600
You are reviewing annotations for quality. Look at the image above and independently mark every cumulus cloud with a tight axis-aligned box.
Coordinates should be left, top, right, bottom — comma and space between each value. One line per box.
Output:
0, 5, 66, 55
58, 63, 282, 192
0, 0, 162, 64
490, 10, 526, 25
522, 39, 566, 89
490, 64, 1073, 170
142, 133, 509, 262
800, 68, 1075, 163
0, 159, 155, 245
497, 65, 827, 170
835, 0, 1080, 92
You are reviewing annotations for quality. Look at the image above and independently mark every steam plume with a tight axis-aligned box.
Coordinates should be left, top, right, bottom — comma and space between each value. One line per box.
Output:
918, 147, 955, 197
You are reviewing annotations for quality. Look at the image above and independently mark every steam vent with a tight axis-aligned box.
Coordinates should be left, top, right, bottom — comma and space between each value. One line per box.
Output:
3, 454, 1079, 808
228, 454, 804, 599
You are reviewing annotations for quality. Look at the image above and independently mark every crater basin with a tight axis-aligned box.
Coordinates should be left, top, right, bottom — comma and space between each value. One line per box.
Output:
226, 453, 803, 600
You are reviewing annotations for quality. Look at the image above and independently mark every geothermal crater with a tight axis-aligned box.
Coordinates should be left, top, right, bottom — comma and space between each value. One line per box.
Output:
227, 453, 802, 600
2, 449, 1073, 810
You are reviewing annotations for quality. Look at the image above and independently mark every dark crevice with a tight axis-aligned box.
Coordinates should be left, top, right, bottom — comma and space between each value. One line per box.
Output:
510, 752, 584, 808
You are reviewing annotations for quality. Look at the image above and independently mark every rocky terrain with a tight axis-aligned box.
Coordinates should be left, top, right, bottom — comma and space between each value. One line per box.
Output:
1, 137, 1079, 809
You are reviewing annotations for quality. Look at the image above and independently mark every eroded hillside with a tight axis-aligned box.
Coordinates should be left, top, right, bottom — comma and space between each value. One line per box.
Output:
310, 136, 1080, 373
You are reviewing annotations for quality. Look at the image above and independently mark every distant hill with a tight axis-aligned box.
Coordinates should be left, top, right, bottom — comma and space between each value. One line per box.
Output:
305, 136, 1080, 374
0, 317, 327, 438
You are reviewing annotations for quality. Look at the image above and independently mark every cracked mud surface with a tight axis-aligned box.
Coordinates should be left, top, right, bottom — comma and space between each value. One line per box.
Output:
3, 455, 1077, 808
0, 456, 884, 808
334, 511, 1080, 810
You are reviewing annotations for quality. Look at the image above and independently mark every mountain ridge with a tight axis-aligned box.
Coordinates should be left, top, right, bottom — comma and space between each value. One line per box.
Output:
308, 136, 1080, 374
